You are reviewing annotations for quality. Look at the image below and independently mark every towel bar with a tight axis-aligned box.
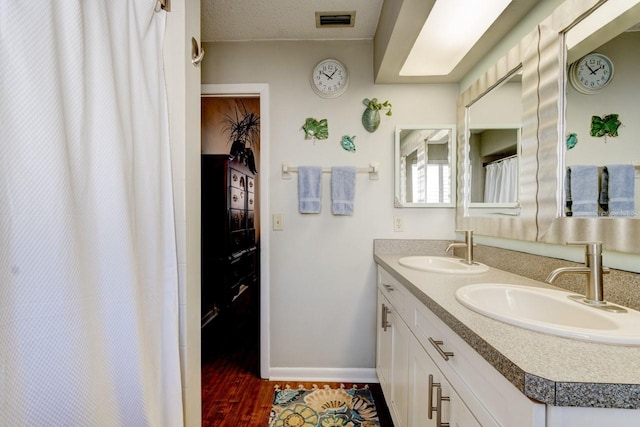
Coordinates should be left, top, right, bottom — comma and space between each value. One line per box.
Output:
281, 162, 379, 180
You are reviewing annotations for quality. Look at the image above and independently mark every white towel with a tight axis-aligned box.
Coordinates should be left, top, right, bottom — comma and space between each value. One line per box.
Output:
601, 164, 635, 217
298, 166, 322, 213
331, 167, 356, 215
566, 165, 598, 217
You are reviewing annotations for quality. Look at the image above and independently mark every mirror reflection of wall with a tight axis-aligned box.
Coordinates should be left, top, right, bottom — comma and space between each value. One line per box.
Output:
565, 15, 640, 217
395, 127, 454, 207
467, 67, 522, 207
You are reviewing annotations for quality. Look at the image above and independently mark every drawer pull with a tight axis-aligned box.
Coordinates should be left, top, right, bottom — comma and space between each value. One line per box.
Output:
428, 337, 454, 361
383, 283, 394, 291
428, 374, 440, 420
381, 304, 391, 331
436, 386, 450, 427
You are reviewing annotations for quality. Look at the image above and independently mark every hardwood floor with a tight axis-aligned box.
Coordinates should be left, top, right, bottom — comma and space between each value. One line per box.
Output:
201, 292, 394, 426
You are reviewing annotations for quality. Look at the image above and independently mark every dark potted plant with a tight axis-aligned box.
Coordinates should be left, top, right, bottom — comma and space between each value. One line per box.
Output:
223, 101, 260, 174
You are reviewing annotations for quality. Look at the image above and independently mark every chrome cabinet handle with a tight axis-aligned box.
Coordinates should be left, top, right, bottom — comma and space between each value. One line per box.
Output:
436, 386, 450, 427
428, 374, 440, 420
383, 283, 394, 291
428, 337, 454, 361
381, 304, 391, 331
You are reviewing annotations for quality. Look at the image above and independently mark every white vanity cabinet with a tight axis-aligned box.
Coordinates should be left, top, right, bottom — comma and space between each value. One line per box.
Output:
376, 266, 546, 426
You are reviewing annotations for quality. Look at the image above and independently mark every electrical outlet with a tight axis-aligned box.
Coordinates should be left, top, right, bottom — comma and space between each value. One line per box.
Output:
273, 214, 284, 231
393, 215, 404, 232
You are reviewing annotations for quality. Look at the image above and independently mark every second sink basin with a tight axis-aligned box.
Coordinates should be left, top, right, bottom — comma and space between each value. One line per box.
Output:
455, 283, 640, 345
399, 256, 489, 274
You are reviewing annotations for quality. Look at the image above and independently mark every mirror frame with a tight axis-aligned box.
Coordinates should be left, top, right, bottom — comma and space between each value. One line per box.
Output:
536, 0, 640, 254
456, 29, 541, 241
394, 125, 456, 208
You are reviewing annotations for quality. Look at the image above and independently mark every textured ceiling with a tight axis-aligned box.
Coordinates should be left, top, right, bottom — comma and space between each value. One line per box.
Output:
201, 0, 384, 42
200, 0, 548, 83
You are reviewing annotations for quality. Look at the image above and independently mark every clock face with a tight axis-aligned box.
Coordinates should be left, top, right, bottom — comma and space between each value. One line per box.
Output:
569, 53, 614, 94
311, 59, 349, 98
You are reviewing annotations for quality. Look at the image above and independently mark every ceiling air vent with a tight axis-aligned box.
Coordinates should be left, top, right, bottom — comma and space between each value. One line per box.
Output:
315, 11, 355, 28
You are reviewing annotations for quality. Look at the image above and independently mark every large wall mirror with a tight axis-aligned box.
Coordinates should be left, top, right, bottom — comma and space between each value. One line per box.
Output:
456, 0, 640, 254
456, 29, 541, 241
537, 0, 640, 253
394, 126, 456, 207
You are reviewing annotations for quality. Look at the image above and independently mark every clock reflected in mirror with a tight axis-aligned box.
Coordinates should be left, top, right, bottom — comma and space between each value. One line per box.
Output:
311, 58, 349, 98
568, 53, 614, 95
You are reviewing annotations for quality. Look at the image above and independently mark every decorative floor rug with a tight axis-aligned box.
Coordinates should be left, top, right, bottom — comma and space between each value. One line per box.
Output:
269, 384, 381, 427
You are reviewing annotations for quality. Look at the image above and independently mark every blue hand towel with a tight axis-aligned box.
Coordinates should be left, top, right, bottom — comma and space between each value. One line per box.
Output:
601, 164, 635, 217
298, 166, 322, 214
566, 165, 598, 217
331, 166, 356, 216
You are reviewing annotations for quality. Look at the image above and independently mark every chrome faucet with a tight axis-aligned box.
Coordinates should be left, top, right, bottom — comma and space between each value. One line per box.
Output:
446, 230, 474, 265
545, 241, 624, 312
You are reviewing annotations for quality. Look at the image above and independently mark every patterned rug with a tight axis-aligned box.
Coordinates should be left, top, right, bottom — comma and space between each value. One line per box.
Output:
268, 384, 381, 427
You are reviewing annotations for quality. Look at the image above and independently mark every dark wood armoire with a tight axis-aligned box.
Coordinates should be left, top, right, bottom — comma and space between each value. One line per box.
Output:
201, 154, 257, 328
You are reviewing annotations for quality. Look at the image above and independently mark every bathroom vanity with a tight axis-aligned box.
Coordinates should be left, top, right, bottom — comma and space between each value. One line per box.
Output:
374, 246, 640, 427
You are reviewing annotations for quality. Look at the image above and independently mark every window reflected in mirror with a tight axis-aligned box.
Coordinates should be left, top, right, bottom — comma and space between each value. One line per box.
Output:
564, 7, 640, 217
395, 126, 455, 207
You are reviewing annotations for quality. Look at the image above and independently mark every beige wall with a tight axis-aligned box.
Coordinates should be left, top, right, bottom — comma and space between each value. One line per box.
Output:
202, 39, 458, 376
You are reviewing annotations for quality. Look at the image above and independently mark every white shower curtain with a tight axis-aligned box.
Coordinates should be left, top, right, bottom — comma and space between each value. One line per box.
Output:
0, 1, 183, 426
484, 157, 518, 203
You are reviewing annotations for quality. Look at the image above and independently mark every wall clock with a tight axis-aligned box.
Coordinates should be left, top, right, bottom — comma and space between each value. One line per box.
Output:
310, 58, 349, 98
568, 53, 614, 95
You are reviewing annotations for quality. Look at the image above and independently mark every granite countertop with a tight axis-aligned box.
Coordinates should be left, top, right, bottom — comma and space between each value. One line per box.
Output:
374, 252, 640, 409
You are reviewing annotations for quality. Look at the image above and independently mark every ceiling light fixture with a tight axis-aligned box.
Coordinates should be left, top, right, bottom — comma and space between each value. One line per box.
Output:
400, 0, 512, 76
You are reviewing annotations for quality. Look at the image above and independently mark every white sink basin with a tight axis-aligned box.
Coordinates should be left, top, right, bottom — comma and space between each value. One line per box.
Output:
455, 283, 640, 345
398, 256, 489, 274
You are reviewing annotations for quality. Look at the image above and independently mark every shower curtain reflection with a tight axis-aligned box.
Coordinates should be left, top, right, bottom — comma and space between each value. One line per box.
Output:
484, 156, 518, 203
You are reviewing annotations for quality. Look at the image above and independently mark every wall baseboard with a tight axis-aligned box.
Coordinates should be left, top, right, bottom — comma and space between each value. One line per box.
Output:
268, 367, 378, 383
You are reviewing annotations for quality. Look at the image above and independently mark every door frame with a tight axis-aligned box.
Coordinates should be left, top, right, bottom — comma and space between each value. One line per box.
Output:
200, 83, 270, 378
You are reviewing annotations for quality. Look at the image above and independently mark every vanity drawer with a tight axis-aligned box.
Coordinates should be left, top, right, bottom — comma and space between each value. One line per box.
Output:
378, 267, 411, 320
411, 299, 544, 427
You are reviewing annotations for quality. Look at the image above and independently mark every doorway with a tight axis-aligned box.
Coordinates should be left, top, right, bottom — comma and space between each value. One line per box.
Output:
200, 84, 270, 379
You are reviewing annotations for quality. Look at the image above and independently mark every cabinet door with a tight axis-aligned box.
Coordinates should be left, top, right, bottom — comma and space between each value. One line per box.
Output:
376, 290, 410, 427
376, 290, 392, 395
408, 337, 480, 427
390, 307, 410, 427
